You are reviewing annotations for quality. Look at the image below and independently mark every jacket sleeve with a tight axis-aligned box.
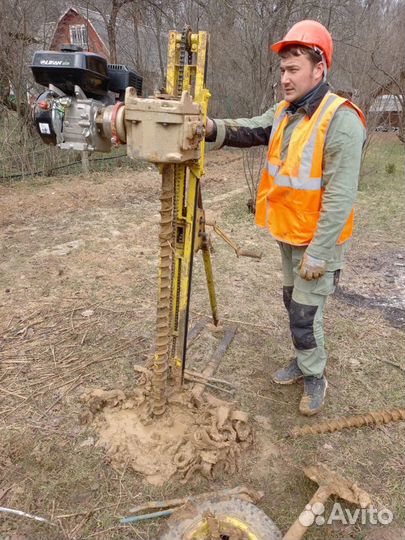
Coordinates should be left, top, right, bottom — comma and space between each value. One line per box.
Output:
205, 105, 276, 150
306, 107, 366, 262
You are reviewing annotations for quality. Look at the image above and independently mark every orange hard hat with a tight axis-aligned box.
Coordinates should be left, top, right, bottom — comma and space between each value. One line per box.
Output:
271, 20, 333, 68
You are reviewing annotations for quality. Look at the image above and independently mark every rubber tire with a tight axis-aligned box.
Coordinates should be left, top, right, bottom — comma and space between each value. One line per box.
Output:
158, 496, 282, 540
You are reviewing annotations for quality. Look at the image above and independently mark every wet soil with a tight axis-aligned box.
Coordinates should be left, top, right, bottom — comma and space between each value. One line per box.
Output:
335, 287, 405, 329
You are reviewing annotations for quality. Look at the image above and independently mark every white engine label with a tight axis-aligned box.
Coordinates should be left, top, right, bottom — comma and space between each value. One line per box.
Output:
39, 122, 51, 135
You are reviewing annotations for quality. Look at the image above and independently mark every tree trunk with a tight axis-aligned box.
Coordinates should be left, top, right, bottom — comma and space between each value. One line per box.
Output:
107, 3, 119, 64
107, 0, 134, 64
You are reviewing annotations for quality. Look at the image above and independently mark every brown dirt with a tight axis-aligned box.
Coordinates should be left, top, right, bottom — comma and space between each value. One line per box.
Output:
79, 385, 253, 487
0, 137, 404, 539
363, 526, 405, 540
82, 388, 195, 486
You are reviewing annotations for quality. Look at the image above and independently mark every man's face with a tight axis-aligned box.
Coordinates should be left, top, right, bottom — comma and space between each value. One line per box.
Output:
280, 53, 323, 102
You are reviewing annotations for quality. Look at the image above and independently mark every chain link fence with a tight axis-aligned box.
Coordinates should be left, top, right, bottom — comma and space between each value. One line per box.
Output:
0, 111, 143, 181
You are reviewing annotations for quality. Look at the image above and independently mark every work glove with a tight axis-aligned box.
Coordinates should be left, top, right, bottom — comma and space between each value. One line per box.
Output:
299, 252, 326, 281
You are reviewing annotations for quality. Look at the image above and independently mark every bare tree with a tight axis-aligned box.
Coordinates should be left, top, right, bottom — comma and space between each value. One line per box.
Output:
74, 0, 135, 63
332, 0, 405, 143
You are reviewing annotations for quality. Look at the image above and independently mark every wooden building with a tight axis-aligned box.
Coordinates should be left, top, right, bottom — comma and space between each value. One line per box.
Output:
46, 6, 165, 93
50, 7, 109, 59
369, 94, 403, 129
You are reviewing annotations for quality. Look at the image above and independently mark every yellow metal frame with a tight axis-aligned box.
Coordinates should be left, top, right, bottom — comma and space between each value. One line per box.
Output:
164, 30, 217, 385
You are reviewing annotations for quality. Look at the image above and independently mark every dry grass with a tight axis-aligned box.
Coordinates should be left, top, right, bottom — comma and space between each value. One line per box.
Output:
0, 135, 404, 539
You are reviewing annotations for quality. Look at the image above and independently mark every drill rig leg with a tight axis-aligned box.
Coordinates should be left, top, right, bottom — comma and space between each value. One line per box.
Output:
171, 170, 220, 385
201, 234, 219, 327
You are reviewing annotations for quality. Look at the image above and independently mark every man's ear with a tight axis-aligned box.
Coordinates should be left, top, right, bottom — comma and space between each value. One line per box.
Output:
314, 61, 324, 81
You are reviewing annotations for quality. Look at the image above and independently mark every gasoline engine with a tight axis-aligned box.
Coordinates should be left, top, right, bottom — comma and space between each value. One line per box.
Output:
31, 44, 142, 152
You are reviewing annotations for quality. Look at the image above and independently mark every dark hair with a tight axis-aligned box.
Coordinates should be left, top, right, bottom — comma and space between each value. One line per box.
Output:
279, 45, 322, 67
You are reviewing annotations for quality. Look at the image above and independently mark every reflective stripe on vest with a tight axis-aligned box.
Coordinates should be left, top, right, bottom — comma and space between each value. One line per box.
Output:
297, 93, 338, 181
267, 161, 321, 190
255, 92, 366, 245
268, 106, 288, 148
274, 174, 321, 190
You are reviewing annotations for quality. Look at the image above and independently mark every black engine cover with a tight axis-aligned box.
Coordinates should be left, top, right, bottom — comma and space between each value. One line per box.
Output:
31, 50, 109, 99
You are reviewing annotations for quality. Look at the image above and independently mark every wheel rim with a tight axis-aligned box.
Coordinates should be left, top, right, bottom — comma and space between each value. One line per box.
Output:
186, 513, 259, 540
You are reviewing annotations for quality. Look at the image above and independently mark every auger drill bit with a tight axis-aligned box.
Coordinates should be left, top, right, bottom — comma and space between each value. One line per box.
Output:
152, 166, 175, 416
290, 408, 405, 437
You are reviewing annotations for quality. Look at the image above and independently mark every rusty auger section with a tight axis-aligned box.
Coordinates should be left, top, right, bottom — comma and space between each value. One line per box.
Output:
290, 408, 405, 437
152, 165, 175, 416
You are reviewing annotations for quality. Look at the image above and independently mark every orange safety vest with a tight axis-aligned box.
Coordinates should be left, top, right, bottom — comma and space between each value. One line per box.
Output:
255, 92, 366, 246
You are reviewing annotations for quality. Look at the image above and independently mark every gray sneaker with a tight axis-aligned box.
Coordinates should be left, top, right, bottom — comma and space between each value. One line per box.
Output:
272, 358, 304, 385
299, 376, 328, 416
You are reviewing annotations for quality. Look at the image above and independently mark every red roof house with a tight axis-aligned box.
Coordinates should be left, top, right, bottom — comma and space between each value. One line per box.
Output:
49, 7, 109, 59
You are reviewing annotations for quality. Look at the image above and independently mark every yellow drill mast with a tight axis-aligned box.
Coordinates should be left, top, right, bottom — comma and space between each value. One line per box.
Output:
150, 27, 218, 415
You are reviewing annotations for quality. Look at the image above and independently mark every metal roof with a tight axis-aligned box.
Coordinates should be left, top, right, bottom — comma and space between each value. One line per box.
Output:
369, 94, 403, 112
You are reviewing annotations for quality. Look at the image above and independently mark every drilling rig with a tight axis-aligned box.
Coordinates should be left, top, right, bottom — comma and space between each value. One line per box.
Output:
31, 27, 259, 417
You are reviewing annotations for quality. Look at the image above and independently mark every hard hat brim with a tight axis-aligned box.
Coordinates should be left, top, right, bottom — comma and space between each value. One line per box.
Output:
271, 39, 319, 54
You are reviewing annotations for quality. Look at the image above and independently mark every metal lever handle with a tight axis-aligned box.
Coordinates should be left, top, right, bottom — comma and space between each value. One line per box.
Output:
205, 220, 262, 260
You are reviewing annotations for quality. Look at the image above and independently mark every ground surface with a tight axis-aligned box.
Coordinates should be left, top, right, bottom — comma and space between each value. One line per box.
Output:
0, 134, 404, 540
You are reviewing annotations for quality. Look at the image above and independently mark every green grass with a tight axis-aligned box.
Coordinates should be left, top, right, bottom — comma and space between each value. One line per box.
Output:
357, 134, 404, 236
221, 191, 255, 225
361, 134, 404, 192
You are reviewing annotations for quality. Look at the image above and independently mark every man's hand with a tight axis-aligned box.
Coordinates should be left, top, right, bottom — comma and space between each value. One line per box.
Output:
205, 117, 214, 137
299, 252, 326, 280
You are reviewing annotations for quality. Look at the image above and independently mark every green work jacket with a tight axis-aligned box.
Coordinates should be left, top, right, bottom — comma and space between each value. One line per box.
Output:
207, 89, 366, 270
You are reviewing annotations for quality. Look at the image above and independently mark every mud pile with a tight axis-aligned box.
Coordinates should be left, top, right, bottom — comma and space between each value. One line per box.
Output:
80, 382, 254, 486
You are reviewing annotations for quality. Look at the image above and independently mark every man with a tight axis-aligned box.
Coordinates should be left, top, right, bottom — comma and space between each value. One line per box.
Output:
205, 20, 366, 415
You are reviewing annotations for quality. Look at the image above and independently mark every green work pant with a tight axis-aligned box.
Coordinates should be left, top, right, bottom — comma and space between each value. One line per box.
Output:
278, 242, 339, 378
